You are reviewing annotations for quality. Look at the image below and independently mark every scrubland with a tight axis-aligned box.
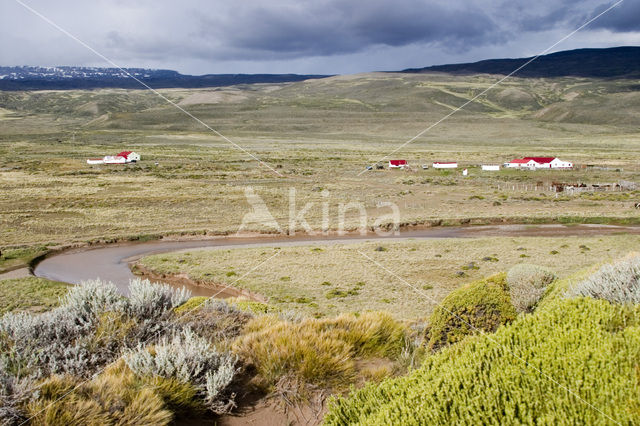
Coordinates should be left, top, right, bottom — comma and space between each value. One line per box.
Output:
1, 73, 640, 249
1, 72, 640, 424
2, 252, 640, 424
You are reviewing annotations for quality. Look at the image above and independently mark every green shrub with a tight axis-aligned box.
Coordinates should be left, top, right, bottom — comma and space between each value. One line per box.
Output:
506, 264, 557, 313
427, 273, 515, 350
325, 298, 640, 425
173, 296, 208, 314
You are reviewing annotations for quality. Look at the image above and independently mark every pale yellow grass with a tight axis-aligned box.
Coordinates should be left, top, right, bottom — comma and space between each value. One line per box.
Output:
139, 234, 640, 319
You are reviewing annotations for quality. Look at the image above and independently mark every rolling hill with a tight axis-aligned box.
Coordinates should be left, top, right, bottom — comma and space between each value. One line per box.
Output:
0, 66, 329, 91
401, 46, 640, 78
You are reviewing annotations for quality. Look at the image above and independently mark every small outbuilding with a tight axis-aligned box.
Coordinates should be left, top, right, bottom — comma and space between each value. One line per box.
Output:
481, 165, 500, 171
433, 161, 458, 169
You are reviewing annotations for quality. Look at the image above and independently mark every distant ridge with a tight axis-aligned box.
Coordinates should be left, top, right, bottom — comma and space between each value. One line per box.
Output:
0, 66, 329, 91
401, 46, 640, 78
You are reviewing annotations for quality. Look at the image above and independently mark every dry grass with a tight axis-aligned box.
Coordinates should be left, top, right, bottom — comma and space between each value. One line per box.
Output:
139, 234, 640, 319
1, 73, 640, 247
0, 277, 69, 315
232, 312, 407, 390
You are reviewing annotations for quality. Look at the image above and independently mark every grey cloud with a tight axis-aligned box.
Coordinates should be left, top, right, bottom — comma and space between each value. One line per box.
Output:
1, 0, 638, 74
193, 0, 502, 59
590, 0, 640, 32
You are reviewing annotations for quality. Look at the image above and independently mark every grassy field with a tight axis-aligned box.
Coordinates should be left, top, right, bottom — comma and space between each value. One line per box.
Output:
137, 234, 640, 319
0, 277, 69, 314
1, 73, 640, 248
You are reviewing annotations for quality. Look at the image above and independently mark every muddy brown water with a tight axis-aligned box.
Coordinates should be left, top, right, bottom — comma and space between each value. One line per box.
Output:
33, 224, 640, 297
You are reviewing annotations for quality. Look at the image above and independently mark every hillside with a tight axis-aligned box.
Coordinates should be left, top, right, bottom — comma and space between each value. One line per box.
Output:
402, 46, 640, 78
0, 66, 329, 91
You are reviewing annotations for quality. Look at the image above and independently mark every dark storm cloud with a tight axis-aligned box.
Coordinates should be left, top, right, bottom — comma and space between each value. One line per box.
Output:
590, 0, 640, 32
1, 0, 638, 74
201, 0, 502, 59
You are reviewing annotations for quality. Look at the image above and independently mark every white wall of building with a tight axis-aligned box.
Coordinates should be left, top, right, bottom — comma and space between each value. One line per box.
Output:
433, 162, 458, 169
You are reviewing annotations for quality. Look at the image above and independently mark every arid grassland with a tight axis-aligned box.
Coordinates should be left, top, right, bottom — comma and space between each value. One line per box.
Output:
1, 73, 640, 251
1, 71, 640, 423
138, 234, 640, 319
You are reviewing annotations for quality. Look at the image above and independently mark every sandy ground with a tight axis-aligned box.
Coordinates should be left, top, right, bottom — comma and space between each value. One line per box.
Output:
0, 267, 30, 280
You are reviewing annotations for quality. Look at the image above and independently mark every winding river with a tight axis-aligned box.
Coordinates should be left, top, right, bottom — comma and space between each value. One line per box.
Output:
33, 224, 640, 296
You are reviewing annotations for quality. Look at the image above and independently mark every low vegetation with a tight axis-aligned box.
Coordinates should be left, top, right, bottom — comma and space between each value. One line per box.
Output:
506, 263, 557, 312
325, 259, 640, 425
567, 254, 640, 304
0, 277, 69, 315
0, 246, 50, 273
2, 74, 640, 247
233, 312, 408, 391
138, 235, 640, 318
427, 273, 516, 350
0, 279, 239, 425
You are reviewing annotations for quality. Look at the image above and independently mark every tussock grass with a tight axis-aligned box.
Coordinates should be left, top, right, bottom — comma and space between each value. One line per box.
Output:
233, 312, 407, 390
27, 361, 175, 426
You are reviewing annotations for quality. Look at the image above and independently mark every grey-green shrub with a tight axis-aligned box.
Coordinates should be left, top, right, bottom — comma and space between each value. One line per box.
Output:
566, 255, 640, 304
506, 264, 556, 313
124, 328, 237, 414
128, 278, 191, 320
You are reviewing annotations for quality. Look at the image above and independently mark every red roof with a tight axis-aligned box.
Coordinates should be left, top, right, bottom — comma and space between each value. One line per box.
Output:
509, 159, 529, 164
117, 151, 133, 159
523, 157, 555, 164
389, 160, 407, 166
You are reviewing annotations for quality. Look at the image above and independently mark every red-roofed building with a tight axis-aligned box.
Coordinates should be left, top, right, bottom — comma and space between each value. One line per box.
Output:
506, 157, 573, 169
389, 160, 408, 168
116, 151, 140, 162
86, 151, 140, 165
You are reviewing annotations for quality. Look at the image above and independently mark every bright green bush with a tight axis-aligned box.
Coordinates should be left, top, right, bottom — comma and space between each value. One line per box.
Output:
506, 264, 557, 313
325, 298, 640, 425
427, 273, 516, 350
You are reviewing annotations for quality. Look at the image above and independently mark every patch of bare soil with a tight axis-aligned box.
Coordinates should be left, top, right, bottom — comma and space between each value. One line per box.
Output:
132, 263, 267, 302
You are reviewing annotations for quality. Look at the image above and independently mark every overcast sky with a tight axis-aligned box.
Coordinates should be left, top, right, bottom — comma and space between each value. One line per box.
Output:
1, 0, 639, 75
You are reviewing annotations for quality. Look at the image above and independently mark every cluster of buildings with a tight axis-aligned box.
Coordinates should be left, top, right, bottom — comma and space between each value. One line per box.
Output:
386, 156, 573, 171
87, 151, 140, 165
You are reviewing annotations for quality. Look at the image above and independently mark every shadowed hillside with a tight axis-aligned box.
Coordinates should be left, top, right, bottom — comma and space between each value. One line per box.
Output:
402, 46, 640, 78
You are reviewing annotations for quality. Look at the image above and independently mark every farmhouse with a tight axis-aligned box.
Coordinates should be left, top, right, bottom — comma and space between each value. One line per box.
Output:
116, 151, 141, 163
389, 160, 408, 169
87, 151, 141, 165
506, 157, 573, 169
433, 161, 458, 169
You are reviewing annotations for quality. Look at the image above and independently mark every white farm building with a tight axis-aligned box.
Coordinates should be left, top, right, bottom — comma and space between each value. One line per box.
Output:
87, 151, 140, 165
506, 157, 573, 170
433, 161, 458, 169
